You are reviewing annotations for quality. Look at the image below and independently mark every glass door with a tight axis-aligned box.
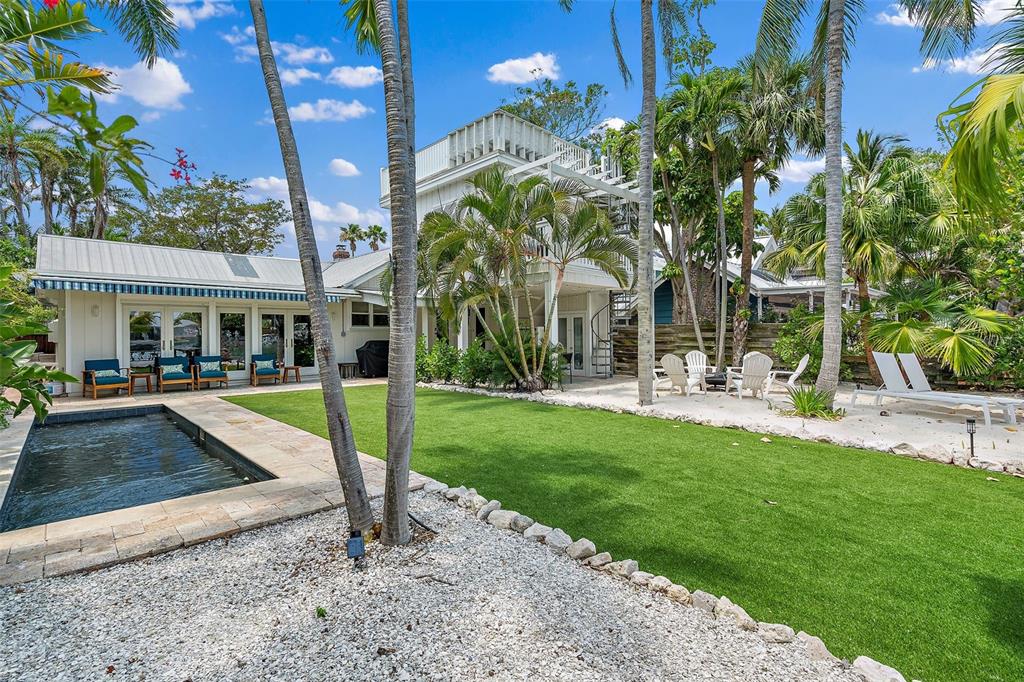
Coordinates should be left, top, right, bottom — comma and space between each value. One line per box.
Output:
557, 315, 585, 372
219, 311, 248, 380
127, 308, 162, 371
291, 314, 316, 371
169, 309, 204, 362
261, 313, 286, 366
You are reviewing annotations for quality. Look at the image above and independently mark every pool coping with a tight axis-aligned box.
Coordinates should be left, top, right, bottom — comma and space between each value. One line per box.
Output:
0, 396, 428, 586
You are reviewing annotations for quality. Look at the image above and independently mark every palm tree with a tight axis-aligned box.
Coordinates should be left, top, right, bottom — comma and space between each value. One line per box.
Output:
731, 55, 822, 363
422, 169, 636, 389
666, 68, 745, 370
769, 130, 944, 383
365, 224, 387, 251
247, 0, 375, 534
607, 0, 685, 406
339, 223, 366, 256
756, 0, 850, 397
0, 108, 62, 233
339, 0, 419, 546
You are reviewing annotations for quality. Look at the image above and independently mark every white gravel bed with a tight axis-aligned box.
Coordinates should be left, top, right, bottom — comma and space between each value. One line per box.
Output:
0, 492, 859, 681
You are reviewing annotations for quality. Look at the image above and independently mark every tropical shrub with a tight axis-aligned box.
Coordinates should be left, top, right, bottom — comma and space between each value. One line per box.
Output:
414, 335, 431, 382
969, 318, 1024, 388
773, 305, 852, 382
0, 267, 76, 427
781, 385, 845, 420
456, 339, 491, 388
424, 337, 460, 384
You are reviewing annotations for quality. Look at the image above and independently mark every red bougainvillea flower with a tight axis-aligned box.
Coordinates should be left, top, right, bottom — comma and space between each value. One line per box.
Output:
170, 169, 182, 180
42, 0, 60, 8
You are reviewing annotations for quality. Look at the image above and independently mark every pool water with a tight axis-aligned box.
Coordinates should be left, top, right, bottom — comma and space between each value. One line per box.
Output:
0, 411, 268, 532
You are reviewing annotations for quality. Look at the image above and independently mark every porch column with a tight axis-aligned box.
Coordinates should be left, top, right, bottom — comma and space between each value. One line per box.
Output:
584, 291, 597, 376
544, 270, 558, 338
250, 303, 260, 356
756, 294, 763, 321
114, 293, 124, 367
208, 301, 218, 357
807, 290, 814, 312
457, 307, 470, 350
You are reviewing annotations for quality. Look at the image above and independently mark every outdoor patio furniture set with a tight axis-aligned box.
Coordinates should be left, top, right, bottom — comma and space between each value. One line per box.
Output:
655, 351, 809, 401
81, 355, 299, 399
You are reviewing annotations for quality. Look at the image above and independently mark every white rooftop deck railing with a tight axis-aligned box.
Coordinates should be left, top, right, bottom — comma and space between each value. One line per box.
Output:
380, 111, 617, 198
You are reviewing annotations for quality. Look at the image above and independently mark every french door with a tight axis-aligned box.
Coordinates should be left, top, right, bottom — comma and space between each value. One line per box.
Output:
557, 314, 585, 372
260, 311, 316, 371
218, 310, 249, 381
126, 306, 206, 370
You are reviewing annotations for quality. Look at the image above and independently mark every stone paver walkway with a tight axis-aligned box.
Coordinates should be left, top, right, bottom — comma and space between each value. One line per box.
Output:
0, 393, 425, 586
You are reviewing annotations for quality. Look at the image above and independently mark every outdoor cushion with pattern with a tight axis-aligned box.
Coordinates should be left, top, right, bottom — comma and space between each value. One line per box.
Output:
161, 365, 191, 380
94, 369, 120, 378
255, 359, 275, 371
200, 361, 221, 373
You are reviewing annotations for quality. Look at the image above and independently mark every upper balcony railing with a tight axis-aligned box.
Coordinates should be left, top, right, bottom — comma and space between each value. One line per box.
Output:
380, 110, 617, 198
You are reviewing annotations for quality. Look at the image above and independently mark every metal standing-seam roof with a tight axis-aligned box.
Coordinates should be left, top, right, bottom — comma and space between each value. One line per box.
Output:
32, 234, 393, 302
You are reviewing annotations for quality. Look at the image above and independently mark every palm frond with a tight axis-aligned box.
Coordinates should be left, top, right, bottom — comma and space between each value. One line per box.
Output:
610, 1, 632, 87
95, 0, 178, 68
341, 0, 379, 55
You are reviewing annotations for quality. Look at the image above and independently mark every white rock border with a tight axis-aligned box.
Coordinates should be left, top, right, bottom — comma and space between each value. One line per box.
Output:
418, 381, 1024, 478
419, 475, 908, 682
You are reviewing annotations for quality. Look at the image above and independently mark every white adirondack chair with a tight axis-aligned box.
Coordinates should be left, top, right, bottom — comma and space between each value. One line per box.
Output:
684, 350, 709, 396
769, 353, 809, 393
726, 351, 773, 400
657, 354, 702, 396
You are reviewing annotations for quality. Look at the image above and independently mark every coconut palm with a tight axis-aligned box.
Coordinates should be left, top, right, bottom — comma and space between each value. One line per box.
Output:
365, 224, 387, 251
0, 108, 62, 233
247, 0, 375, 535
606, 0, 686, 405
340, 0, 419, 546
339, 223, 366, 256
731, 55, 822, 363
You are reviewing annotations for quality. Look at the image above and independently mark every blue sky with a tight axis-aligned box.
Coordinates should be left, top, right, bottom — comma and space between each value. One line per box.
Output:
73, 0, 1007, 258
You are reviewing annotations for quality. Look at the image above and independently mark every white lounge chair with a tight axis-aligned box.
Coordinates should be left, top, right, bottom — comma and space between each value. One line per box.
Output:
657, 353, 706, 396
726, 351, 773, 400
898, 352, 1024, 425
850, 352, 994, 426
769, 353, 809, 393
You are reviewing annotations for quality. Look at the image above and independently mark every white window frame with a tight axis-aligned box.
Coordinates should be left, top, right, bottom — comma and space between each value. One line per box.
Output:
351, 301, 389, 328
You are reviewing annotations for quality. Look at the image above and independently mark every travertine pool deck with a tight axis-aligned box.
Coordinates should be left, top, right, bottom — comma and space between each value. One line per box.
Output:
0, 386, 425, 586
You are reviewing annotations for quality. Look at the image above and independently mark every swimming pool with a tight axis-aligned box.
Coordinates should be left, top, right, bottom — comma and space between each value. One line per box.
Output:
0, 407, 273, 532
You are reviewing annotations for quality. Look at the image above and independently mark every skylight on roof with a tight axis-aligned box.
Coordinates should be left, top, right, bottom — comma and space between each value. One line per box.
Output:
224, 254, 259, 278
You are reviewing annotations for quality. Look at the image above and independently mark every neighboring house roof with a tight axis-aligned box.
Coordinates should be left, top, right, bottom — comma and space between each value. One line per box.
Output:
32, 234, 392, 303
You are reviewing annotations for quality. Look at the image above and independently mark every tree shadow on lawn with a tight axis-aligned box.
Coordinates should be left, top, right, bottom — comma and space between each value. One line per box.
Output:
976, 574, 1024, 658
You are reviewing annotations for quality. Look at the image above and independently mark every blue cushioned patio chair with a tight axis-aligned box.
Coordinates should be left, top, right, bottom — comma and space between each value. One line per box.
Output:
82, 358, 131, 399
192, 355, 229, 390
250, 353, 281, 387
157, 356, 194, 393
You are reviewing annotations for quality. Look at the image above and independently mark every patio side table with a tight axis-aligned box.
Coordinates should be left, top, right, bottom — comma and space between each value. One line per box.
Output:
338, 362, 359, 379
130, 371, 154, 394
282, 366, 301, 383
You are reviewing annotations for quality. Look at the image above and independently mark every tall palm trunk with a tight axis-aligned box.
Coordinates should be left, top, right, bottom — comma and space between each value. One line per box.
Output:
374, 0, 417, 546
660, 167, 705, 352
636, 0, 656, 405
40, 173, 54, 234
816, 0, 846, 397
711, 152, 728, 370
91, 197, 107, 239
733, 157, 755, 364
249, 0, 375, 533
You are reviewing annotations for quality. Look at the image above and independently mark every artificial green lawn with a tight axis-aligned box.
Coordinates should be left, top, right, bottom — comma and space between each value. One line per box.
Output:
226, 386, 1024, 682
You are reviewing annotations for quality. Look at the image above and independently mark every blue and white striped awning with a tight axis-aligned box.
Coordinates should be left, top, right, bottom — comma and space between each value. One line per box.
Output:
31, 278, 345, 303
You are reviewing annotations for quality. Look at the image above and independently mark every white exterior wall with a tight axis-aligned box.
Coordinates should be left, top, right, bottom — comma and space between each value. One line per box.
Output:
51, 292, 389, 395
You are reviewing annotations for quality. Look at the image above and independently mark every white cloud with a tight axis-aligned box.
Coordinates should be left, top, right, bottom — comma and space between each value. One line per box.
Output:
140, 111, 163, 123
280, 67, 321, 86
220, 25, 254, 46
325, 65, 383, 88
328, 158, 360, 177
877, 0, 1016, 27
487, 52, 560, 84
274, 42, 333, 65
170, 0, 234, 30
777, 157, 826, 183
288, 99, 372, 122
100, 58, 192, 110
913, 44, 1002, 74
248, 175, 386, 247
594, 116, 626, 132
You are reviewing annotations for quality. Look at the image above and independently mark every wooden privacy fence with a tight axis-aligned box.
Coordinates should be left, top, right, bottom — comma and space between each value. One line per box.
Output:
612, 324, 783, 376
